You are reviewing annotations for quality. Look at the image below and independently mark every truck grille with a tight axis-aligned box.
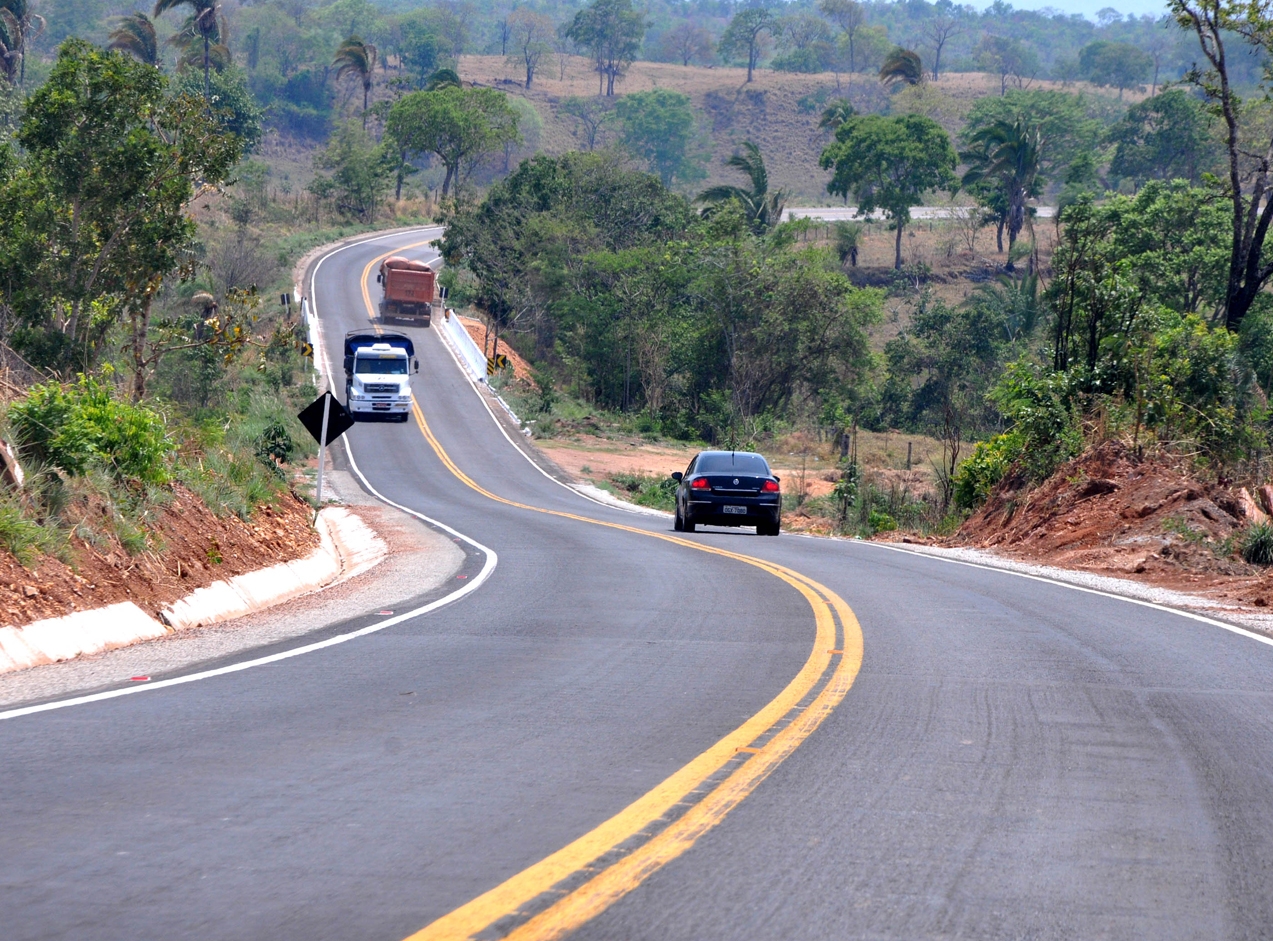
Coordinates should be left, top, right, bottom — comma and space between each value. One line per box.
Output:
364, 383, 398, 394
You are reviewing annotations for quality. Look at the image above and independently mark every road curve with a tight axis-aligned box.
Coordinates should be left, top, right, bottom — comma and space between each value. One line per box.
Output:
3, 226, 1273, 941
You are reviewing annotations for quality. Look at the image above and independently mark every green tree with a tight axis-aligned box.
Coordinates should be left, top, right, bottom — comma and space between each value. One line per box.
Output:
772, 13, 833, 74
697, 141, 787, 234
1096, 180, 1230, 315
964, 89, 1100, 183
879, 47, 923, 87
440, 151, 692, 344
960, 117, 1044, 260
820, 113, 957, 268
308, 122, 391, 221
719, 7, 776, 84
385, 86, 520, 197
2, 41, 243, 373
333, 35, 377, 128
153, 0, 221, 97
1170, 0, 1273, 330
1108, 88, 1220, 187
1079, 40, 1152, 98
107, 12, 160, 67
614, 89, 704, 188
566, 0, 646, 97
397, 12, 445, 88
883, 293, 1010, 504
171, 65, 262, 153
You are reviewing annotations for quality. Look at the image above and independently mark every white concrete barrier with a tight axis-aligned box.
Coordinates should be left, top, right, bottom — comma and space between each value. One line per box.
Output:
0, 507, 387, 675
439, 309, 488, 382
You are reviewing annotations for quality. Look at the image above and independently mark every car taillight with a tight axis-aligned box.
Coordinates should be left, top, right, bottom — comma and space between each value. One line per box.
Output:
691, 477, 711, 490
761, 479, 780, 493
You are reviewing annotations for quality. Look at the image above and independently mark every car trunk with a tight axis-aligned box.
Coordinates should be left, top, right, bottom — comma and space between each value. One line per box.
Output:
701, 475, 768, 495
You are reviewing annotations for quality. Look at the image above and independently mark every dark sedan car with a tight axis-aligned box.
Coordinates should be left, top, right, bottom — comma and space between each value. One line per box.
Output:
672, 450, 781, 535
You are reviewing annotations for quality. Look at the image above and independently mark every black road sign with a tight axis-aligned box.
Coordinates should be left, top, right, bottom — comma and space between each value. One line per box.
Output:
298, 392, 355, 446
486, 353, 509, 376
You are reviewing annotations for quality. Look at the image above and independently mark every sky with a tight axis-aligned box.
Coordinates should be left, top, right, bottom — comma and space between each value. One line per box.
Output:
988, 0, 1171, 21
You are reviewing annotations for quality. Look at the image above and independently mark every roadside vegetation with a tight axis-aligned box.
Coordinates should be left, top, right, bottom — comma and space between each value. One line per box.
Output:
5, 0, 1273, 582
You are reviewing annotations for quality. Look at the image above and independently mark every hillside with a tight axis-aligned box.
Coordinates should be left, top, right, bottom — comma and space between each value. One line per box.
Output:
457, 55, 1141, 201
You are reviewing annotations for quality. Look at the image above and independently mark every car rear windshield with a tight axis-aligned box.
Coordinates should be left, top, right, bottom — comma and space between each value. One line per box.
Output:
355, 356, 407, 374
695, 452, 770, 474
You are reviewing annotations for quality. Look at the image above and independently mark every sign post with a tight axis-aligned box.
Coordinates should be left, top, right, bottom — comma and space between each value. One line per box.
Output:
315, 393, 331, 504
298, 392, 355, 509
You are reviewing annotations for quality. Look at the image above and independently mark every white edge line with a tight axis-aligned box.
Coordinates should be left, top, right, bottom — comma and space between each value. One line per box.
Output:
368, 230, 1273, 655
0, 227, 489, 723
430, 306, 669, 519
865, 541, 1273, 649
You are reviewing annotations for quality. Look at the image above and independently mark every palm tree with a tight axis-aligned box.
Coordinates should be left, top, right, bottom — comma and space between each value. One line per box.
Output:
833, 220, 864, 267
0, 12, 20, 83
0, 0, 45, 84
879, 47, 923, 88
333, 35, 377, 128
960, 117, 1044, 264
697, 142, 788, 235
154, 0, 220, 97
818, 98, 855, 133
424, 68, 461, 90
108, 12, 160, 67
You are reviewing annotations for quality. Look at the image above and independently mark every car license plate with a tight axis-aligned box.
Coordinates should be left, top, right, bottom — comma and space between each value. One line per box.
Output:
723, 505, 747, 515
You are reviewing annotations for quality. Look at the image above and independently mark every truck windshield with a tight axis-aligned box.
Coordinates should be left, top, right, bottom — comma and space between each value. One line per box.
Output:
355, 357, 408, 375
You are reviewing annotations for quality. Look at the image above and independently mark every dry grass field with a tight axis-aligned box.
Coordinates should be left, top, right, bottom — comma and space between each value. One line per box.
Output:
457, 54, 1139, 201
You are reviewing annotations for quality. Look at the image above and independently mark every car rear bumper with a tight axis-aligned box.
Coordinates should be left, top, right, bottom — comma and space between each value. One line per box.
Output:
686, 498, 780, 527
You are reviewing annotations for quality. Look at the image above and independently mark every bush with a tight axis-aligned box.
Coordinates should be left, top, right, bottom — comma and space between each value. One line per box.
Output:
990, 361, 1082, 481
9, 376, 172, 484
953, 432, 1023, 510
608, 472, 677, 511
1241, 522, 1273, 565
867, 509, 897, 533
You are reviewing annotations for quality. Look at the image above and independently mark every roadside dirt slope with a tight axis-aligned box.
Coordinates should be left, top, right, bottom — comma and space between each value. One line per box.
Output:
0, 486, 318, 629
954, 440, 1273, 604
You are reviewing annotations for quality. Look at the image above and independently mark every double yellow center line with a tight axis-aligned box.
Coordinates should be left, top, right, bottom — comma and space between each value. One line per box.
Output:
349, 241, 864, 941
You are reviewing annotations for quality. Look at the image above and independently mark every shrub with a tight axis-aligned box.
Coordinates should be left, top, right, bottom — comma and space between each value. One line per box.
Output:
953, 432, 1023, 510
1241, 522, 1273, 565
608, 472, 677, 511
0, 497, 63, 567
9, 376, 172, 484
989, 361, 1082, 481
868, 509, 897, 533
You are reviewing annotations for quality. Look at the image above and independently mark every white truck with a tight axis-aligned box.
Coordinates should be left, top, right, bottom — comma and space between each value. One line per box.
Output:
343, 331, 418, 422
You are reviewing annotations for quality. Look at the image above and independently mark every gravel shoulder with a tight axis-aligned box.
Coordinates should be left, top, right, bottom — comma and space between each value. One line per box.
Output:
0, 469, 464, 708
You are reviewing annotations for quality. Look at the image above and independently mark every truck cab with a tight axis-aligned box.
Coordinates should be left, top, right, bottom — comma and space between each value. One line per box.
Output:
343, 332, 417, 422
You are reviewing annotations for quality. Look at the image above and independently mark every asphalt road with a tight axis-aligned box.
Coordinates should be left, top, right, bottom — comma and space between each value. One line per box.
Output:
3, 226, 1273, 941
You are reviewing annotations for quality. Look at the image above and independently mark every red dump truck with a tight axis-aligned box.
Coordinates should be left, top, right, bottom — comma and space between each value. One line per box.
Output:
376, 256, 436, 326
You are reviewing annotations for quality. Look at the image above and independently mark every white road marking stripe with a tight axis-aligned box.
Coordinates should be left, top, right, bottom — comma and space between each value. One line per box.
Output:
0, 227, 490, 723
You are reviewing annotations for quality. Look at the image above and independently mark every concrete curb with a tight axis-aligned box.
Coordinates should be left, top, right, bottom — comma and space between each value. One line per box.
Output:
0, 506, 387, 675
